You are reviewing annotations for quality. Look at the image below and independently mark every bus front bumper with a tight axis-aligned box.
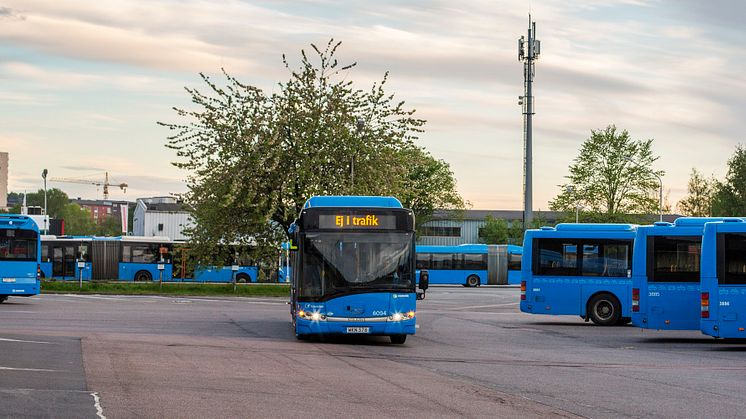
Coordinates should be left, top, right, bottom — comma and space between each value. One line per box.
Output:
296, 317, 416, 336
0, 278, 40, 295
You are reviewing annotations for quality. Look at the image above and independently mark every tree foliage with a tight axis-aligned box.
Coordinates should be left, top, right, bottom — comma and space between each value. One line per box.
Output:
677, 168, 715, 217
549, 125, 664, 222
161, 40, 465, 266
712, 145, 746, 216
479, 216, 523, 245
59, 204, 97, 235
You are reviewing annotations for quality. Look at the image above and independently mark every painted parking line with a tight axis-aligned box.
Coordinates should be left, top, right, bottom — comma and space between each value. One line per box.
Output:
0, 366, 60, 372
91, 392, 107, 419
0, 337, 54, 344
450, 302, 520, 310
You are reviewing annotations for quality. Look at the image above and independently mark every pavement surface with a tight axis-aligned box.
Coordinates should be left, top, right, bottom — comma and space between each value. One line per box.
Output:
1, 287, 746, 418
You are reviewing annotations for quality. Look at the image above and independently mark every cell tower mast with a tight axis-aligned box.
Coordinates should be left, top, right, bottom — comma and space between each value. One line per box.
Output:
518, 15, 540, 228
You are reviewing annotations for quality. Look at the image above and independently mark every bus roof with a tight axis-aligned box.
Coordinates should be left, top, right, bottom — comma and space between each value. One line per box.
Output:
302, 196, 403, 209
0, 214, 40, 232
673, 217, 742, 227
553, 223, 637, 232
416, 244, 522, 254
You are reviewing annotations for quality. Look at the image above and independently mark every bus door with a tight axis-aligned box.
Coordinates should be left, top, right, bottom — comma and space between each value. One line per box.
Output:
52, 245, 77, 278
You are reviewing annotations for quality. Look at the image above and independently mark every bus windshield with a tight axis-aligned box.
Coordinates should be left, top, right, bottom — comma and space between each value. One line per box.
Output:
300, 232, 414, 298
0, 229, 38, 261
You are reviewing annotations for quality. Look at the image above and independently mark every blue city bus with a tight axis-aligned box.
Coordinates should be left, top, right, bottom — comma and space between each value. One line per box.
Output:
40, 236, 93, 281
172, 244, 259, 283
0, 215, 41, 303
520, 223, 636, 325
415, 244, 523, 286
700, 219, 746, 338
193, 265, 258, 283
631, 218, 732, 331
289, 196, 427, 344
115, 236, 173, 281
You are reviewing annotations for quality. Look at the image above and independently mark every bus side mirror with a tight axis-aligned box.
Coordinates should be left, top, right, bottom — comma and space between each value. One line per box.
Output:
419, 270, 429, 291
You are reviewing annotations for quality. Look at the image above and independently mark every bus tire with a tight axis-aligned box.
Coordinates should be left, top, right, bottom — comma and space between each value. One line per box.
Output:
466, 275, 480, 287
0, 296, 7, 303
390, 334, 407, 344
236, 273, 249, 283
587, 293, 621, 326
134, 270, 152, 282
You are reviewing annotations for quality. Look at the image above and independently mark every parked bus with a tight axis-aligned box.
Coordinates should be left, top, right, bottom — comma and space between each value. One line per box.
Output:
0, 215, 41, 303
700, 219, 746, 338
172, 245, 259, 283
40, 236, 93, 281
289, 196, 427, 344
520, 223, 636, 325
415, 244, 522, 287
631, 218, 732, 331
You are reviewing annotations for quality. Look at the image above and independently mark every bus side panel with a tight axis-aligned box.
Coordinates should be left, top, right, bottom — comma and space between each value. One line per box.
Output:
119, 263, 173, 281
580, 279, 631, 317
642, 283, 700, 330
524, 277, 583, 315
40, 262, 52, 279
507, 270, 521, 285
710, 286, 746, 338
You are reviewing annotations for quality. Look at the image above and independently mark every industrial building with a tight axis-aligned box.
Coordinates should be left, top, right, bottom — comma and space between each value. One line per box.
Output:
132, 196, 193, 241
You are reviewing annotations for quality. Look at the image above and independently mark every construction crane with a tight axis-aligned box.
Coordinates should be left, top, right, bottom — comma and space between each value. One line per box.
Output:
50, 172, 128, 200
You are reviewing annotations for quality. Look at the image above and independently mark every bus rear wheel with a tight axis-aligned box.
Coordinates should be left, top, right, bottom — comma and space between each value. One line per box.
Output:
236, 273, 249, 283
390, 334, 407, 344
588, 293, 621, 326
0, 296, 7, 304
466, 275, 480, 287
134, 271, 152, 282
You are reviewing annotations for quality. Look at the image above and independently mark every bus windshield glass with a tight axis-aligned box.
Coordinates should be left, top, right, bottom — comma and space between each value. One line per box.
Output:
300, 232, 414, 298
0, 229, 38, 261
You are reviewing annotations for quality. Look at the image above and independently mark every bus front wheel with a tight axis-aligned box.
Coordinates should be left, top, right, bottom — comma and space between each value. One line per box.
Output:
587, 293, 621, 326
236, 273, 250, 283
0, 296, 7, 304
390, 334, 407, 344
134, 271, 152, 282
466, 275, 480, 287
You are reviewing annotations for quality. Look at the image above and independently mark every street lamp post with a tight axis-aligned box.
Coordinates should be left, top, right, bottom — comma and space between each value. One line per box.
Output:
566, 185, 580, 223
624, 157, 663, 222
41, 169, 48, 234
351, 117, 364, 194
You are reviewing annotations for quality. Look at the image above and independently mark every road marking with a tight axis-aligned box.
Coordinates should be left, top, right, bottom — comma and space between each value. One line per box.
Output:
0, 337, 53, 344
1, 310, 37, 313
91, 392, 106, 419
0, 366, 59, 372
451, 302, 519, 310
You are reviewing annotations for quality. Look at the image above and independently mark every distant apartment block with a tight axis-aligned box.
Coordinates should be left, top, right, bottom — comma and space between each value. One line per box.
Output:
132, 197, 193, 241
72, 198, 132, 225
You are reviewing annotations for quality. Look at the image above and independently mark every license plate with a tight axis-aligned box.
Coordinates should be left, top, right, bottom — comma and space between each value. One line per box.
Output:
346, 327, 370, 334
2, 278, 16, 283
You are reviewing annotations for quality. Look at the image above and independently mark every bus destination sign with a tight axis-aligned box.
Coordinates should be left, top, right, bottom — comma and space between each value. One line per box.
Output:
318, 214, 397, 229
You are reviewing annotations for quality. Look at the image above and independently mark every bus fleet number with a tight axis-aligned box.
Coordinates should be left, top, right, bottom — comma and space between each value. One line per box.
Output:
648, 292, 660, 297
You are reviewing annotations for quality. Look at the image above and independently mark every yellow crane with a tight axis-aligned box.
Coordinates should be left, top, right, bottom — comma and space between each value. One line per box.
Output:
50, 172, 128, 200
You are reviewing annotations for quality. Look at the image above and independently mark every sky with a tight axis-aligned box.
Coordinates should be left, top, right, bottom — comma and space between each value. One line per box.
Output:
0, 0, 744, 210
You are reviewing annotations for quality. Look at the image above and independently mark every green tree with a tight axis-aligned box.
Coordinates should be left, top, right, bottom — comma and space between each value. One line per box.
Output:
95, 215, 124, 236
712, 145, 746, 216
677, 168, 715, 216
162, 40, 465, 266
549, 125, 664, 222
59, 204, 97, 235
479, 216, 509, 244
16, 189, 70, 218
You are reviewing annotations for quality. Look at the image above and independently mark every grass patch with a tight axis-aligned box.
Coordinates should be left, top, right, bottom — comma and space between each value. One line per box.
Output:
41, 281, 290, 297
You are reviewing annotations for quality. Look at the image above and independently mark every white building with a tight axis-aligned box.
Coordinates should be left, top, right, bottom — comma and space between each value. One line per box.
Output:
132, 197, 193, 241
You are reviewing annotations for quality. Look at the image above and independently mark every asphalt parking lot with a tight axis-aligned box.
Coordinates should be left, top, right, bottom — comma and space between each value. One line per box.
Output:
1, 287, 746, 418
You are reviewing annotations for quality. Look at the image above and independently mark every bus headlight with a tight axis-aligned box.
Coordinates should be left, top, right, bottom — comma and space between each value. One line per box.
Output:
388, 311, 415, 322
297, 310, 326, 321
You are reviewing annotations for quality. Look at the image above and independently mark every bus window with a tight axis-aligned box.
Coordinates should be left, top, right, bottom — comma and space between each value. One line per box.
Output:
582, 241, 631, 277
431, 253, 452, 270
536, 239, 578, 276
722, 233, 746, 285
416, 253, 431, 270
463, 253, 487, 270
649, 236, 701, 282
0, 229, 38, 261
131, 245, 157, 263
508, 253, 522, 271
122, 245, 131, 262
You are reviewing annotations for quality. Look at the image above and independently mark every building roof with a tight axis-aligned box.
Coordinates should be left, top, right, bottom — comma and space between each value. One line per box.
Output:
72, 199, 133, 206
144, 202, 187, 212
430, 209, 563, 222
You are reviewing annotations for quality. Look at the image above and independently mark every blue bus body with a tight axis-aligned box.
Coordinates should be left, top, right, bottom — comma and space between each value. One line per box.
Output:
520, 224, 636, 325
192, 265, 258, 283
700, 219, 746, 338
415, 244, 523, 286
290, 196, 418, 344
631, 218, 730, 331
40, 236, 92, 281
0, 215, 41, 301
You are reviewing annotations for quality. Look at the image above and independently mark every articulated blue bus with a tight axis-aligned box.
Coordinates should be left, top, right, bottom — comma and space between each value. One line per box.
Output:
289, 196, 427, 344
0, 215, 41, 303
40, 236, 93, 281
700, 219, 746, 338
631, 218, 731, 331
192, 265, 258, 283
415, 244, 522, 286
520, 223, 636, 325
